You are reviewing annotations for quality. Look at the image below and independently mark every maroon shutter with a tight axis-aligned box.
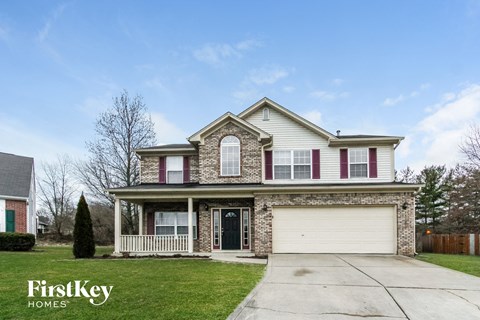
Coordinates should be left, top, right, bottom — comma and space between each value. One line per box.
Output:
265, 150, 273, 180
159, 156, 166, 184
369, 148, 378, 178
147, 212, 154, 235
340, 149, 348, 179
312, 149, 320, 179
183, 156, 190, 183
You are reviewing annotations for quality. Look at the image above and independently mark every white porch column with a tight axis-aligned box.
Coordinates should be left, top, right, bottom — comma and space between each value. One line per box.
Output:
138, 203, 143, 236
114, 198, 122, 254
188, 197, 193, 253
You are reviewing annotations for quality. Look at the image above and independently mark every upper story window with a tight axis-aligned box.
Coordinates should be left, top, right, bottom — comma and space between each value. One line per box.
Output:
220, 136, 240, 176
263, 107, 270, 121
273, 150, 311, 179
166, 156, 183, 183
349, 148, 368, 178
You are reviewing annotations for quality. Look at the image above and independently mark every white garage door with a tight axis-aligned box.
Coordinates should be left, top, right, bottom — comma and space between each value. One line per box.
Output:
272, 206, 396, 254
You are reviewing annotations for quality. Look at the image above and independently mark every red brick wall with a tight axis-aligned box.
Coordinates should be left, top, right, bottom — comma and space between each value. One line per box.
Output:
6, 200, 27, 233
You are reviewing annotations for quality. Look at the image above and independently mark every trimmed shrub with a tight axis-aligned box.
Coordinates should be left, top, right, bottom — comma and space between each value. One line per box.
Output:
73, 194, 96, 258
0, 232, 35, 251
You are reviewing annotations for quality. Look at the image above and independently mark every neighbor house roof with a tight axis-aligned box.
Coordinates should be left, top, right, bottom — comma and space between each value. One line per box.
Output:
0, 152, 34, 199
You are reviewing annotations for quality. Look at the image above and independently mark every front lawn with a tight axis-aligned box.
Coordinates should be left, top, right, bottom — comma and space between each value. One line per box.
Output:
416, 253, 480, 277
0, 246, 264, 320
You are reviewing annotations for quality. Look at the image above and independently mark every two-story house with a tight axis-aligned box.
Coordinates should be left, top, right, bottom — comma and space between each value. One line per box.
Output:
109, 98, 421, 257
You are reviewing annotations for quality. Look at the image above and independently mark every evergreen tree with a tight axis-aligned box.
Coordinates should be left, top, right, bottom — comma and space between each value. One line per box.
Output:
415, 165, 449, 233
73, 194, 96, 258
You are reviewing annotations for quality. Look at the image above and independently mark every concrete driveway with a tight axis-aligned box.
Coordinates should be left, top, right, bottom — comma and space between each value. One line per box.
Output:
229, 254, 480, 320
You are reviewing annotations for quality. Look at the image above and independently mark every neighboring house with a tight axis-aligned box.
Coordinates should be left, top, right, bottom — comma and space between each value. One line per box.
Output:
109, 98, 421, 257
37, 216, 50, 234
0, 152, 36, 235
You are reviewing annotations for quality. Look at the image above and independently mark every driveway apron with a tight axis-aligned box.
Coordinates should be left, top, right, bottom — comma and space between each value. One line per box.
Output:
229, 254, 480, 320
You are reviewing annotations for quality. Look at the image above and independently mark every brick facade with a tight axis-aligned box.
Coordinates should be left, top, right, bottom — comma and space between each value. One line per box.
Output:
6, 199, 27, 233
253, 192, 416, 257
141, 155, 200, 184
198, 122, 262, 184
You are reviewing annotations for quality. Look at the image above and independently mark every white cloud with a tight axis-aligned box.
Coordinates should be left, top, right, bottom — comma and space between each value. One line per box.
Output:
235, 39, 262, 51
310, 90, 349, 101
145, 77, 166, 91
232, 89, 260, 102
0, 114, 85, 164
283, 86, 295, 93
383, 83, 431, 106
332, 78, 344, 86
36, 3, 67, 43
383, 94, 405, 106
302, 110, 322, 125
193, 39, 262, 67
0, 24, 8, 42
400, 83, 480, 171
248, 66, 289, 85
150, 113, 188, 145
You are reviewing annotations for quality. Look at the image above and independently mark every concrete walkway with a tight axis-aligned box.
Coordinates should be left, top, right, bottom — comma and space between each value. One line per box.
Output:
210, 252, 267, 265
229, 254, 480, 319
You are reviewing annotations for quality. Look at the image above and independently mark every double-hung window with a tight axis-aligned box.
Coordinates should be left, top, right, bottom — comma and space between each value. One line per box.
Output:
349, 148, 368, 178
155, 212, 197, 239
273, 150, 311, 179
166, 156, 183, 184
293, 150, 311, 179
221, 136, 240, 176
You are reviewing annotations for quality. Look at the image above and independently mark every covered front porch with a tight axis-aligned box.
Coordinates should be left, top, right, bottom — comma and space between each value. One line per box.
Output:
110, 186, 255, 256
113, 197, 196, 254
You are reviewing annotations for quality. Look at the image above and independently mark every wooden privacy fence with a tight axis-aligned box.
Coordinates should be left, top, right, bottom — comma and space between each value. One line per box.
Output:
421, 234, 480, 255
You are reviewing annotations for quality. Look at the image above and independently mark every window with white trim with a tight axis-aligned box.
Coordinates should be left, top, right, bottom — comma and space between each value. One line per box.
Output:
242, 209, 249, 248
213, 209, 220, 247
263, 107, 270, 120
155, 212, 197, 239
349, 148, 368, 178
273, 150, 311, 179
166, 156, 183, 184
220, 136, 240, 176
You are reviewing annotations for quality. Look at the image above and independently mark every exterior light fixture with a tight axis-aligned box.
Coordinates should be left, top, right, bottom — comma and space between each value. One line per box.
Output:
402, 202, 408, 210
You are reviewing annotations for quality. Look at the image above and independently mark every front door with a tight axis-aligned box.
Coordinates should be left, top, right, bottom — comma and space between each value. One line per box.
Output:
221, 209, 241, 250
6, 210, 15, 232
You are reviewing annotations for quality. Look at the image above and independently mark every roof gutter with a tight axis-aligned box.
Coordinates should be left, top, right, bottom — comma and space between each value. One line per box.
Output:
0, 195, 29, 201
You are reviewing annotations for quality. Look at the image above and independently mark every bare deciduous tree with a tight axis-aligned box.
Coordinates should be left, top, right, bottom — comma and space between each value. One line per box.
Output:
460, 124, 480, 168
37, 155, 76, 236
77, 90, 156, 234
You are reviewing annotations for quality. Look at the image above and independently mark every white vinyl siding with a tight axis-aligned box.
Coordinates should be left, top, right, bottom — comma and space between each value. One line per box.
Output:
272, 206, 396, 254
244, 107, 394, 183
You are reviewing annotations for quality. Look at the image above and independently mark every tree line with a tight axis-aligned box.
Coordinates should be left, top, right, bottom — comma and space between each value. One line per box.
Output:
37, 90, 156, 243
397, 125, 480, 234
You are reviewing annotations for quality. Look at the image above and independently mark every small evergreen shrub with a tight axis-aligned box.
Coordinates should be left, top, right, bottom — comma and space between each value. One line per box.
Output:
0, 232, 35, 251
73, 194, 96, 258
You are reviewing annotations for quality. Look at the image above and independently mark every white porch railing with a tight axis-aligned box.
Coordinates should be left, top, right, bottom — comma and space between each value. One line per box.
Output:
120, 235, 189, 253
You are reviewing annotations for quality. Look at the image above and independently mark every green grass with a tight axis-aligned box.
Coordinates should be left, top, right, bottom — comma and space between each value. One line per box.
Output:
416, 253, 480, 277
0, 246, 265, 320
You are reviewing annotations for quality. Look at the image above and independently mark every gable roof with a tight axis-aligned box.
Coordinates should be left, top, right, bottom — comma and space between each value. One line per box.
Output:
238, 97, 337, 140
188, 112, 272, 145
238, 97, 403, 147
0, 152, 34, 199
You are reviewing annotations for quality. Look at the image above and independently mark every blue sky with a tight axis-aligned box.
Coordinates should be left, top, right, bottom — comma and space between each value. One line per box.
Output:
1, 1, 480, 173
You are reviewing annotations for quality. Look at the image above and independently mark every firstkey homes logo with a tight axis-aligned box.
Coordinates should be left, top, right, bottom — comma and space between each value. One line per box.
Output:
27, 280, 113, 308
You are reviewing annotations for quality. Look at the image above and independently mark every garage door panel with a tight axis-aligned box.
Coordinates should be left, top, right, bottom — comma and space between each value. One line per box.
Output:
272, 206, 396, 254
